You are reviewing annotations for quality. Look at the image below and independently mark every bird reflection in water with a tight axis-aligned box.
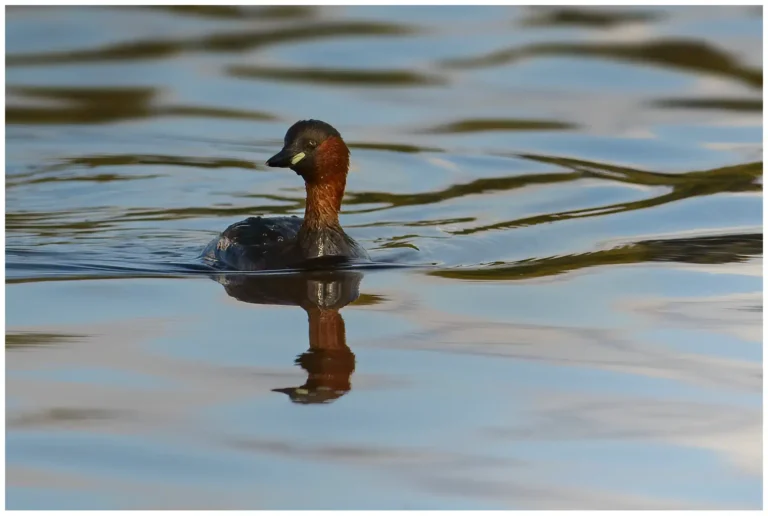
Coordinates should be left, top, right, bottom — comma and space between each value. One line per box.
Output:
212, 270, 362, 404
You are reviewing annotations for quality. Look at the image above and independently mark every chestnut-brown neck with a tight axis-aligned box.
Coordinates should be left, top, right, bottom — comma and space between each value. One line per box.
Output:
301, 136, 349, 231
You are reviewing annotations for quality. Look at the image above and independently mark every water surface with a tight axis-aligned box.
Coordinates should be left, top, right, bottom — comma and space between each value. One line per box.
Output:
5, 5, 763, 509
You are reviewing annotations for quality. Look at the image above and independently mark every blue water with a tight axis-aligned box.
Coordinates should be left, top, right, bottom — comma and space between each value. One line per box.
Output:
5, 5, 762, 509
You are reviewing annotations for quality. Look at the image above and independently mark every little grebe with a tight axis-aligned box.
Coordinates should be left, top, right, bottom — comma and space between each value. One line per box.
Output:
203, 120, 370, 271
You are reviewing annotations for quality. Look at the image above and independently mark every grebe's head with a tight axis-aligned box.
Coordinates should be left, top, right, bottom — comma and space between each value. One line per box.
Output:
266, 120, 349, 183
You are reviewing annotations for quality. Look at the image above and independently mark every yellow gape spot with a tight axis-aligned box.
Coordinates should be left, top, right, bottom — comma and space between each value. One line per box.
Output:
291, 152, 306, 165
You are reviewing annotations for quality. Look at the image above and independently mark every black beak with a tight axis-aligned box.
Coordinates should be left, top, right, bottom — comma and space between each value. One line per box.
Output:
266, 148, 294, 168
271, 387, 297, 395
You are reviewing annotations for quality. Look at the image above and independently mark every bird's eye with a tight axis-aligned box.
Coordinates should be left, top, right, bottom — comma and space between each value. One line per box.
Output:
307, 140, 317, 149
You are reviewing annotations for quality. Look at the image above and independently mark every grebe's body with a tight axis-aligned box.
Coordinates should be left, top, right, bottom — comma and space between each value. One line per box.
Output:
203, 215, 368, 271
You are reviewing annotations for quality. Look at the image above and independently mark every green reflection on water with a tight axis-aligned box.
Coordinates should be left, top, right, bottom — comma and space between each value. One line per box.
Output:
429, 233, 762, 281
651, 98, 762, 112
6, 332, 86, 348
6, 20, 416, 67
424, 118, 577, 134
7, 86, 275, 125
447, 159, 762, 236
443, 39, 762, 89
228, 65, 445, 87
521, 7, 662, 28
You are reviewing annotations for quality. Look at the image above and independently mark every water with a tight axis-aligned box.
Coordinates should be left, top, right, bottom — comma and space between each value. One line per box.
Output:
5, 5, 762, 509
